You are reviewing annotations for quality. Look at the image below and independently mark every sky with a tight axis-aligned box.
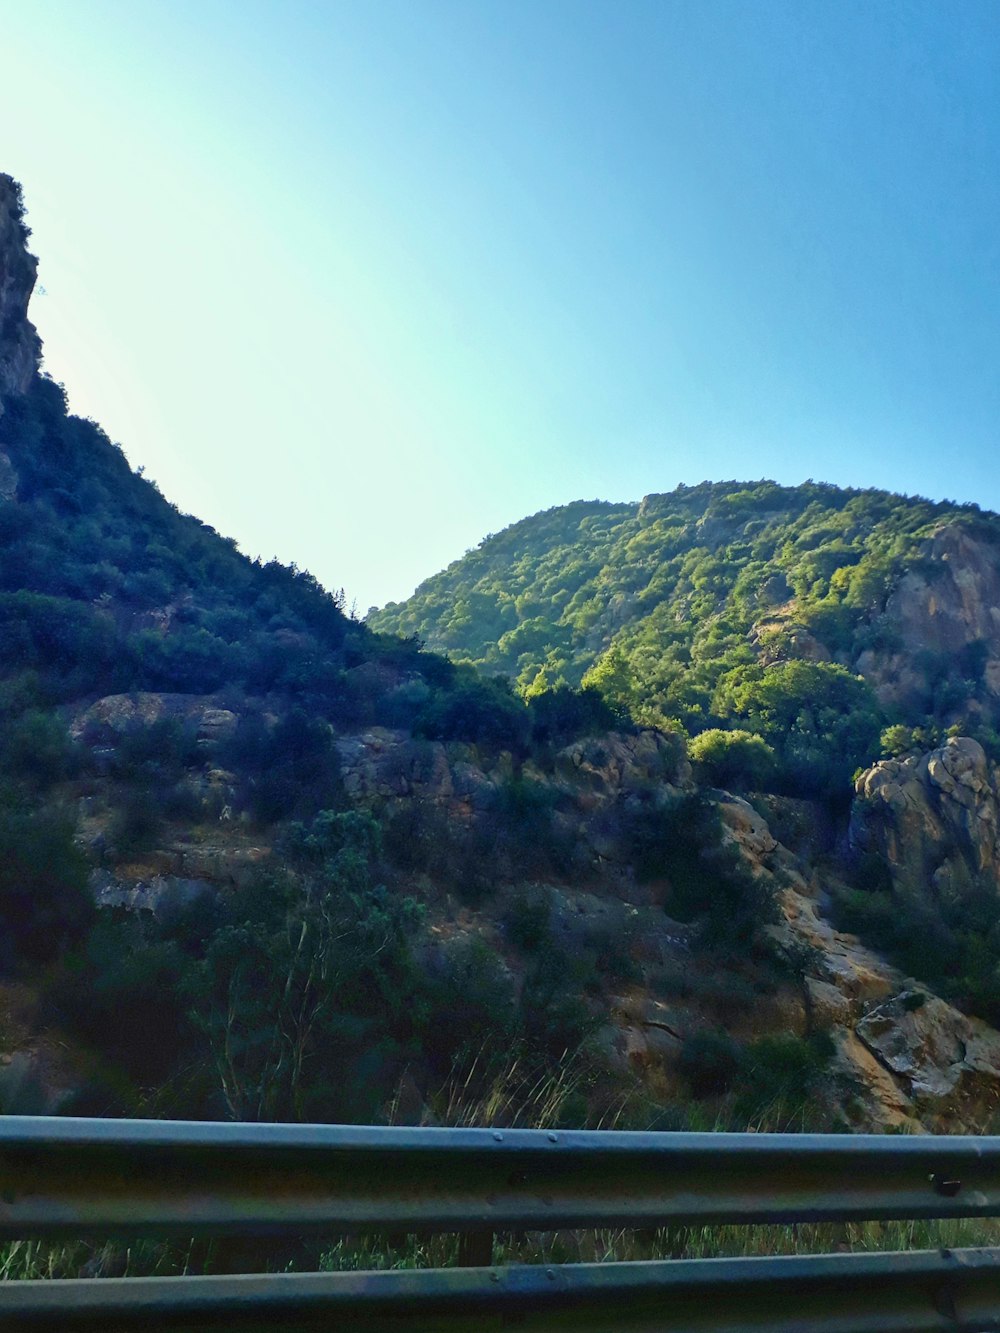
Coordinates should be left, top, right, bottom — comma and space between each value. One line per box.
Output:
1, 0, 998, 612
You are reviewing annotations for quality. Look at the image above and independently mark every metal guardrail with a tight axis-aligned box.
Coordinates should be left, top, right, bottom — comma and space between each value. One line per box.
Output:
3, 1117, 1000, 1330
6, 1251, 1000, 1331
3, 1116, 1000, 1237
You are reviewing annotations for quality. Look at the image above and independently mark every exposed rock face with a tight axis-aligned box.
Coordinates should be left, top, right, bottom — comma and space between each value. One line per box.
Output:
717, 796, 777, 862
591, 807, 1000, 1131
851, 737, 1000, 896
71, 692, 239, 745
0, 450, 17, 500
336, 726, 691, 892
334, 727, 688, 810
889, 525, 1000, 658
336, 729, 457, 803
856, 990, 1000, 1118
827, 737, 1000, 1125
91, 872, 216, 916
0, 174, 40, 414
553, 730, 690, 792
63, 692, 1000, 1130
855, 524, 1000, 717
637, 781, 1000, 1131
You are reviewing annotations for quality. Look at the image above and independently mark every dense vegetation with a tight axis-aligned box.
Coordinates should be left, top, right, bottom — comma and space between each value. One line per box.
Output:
0, 173, 991, 1150
372, 481, 1000, 793
0, 375, 630, 767
0, 373, 982, 1125
1, 376, 415, 719
0, 367, 686, 1123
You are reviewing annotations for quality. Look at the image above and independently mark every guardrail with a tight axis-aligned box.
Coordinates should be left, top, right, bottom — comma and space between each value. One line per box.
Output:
2, 1116, 1000, 1329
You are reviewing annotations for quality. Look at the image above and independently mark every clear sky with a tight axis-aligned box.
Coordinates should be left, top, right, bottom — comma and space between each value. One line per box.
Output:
1, 0, 998, 611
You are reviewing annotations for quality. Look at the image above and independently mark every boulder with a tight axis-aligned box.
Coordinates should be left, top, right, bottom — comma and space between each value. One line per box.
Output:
851, 737, 1000, 894
717, 797, 777, 866
91, 872, 215, 917
856, 990, 1000, 1123
71, 693, 238, 746
555, 729, 690, 792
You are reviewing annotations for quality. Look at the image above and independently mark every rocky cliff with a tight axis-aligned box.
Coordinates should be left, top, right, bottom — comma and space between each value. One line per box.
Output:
58, 688, 1000, 1133
854, 525, 1000, 719
0, 174, 40, 417
852, 736, 1000, 898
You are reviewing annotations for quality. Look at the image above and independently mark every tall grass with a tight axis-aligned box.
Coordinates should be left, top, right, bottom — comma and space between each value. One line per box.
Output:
321, 1057, 1000, 1272
5, 1056, 998, 1282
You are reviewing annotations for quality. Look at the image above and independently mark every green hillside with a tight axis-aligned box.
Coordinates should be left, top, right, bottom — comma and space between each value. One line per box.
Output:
6, 169, 1000, 1145
371, 480, 1000, 792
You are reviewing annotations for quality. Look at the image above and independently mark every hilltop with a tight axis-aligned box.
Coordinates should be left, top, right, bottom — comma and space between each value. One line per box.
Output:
372, 481, 1000, 793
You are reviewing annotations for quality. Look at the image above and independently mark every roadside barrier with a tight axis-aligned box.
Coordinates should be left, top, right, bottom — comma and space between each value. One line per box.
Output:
2, 1116, 999, 1329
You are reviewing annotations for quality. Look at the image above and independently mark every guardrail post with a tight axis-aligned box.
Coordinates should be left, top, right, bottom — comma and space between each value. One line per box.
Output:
457, 1230, 493, 1267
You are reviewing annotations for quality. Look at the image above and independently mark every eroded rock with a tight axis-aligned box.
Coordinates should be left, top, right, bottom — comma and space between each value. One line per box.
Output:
856, 990, 1000, 1124
71, 693, 238, 745
0, 175, 41, 414
852, 737, 1000, 893
718, 797, 777, 866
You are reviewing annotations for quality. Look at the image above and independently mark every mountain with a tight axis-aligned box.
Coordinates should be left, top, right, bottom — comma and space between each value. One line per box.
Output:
5, 171, 1000, 1152
372, 483, 1000, 793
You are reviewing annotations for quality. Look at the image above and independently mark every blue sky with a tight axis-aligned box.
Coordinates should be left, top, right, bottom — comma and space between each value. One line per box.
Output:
1, 0, 998, 610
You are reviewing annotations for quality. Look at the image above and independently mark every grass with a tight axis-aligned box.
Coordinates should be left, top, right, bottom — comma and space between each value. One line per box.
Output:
318, 1217, 1000, 1274
4, 1057, 998, 1282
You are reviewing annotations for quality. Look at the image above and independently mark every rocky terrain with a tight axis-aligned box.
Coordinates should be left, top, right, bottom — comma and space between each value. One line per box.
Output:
0, 176, 39, 415
853, 736, 1000, 897
19, 683, 995, 1134
4, 169, 1000, 1135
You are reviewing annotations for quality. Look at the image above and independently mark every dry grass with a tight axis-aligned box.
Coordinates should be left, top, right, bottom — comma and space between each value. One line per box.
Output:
5, 1057, 998, 1281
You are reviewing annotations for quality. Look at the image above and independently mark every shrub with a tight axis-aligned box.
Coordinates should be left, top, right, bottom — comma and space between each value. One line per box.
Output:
502, 887, 553, 953
1, 709, 79, 786
528, 685, 617, 746
47, 917, 194, 1090
678, 1030, 744, 1097
624, 794, 778, 952
423, 937, 520, 1077
0, 801, 93, 970
224, 709, 342, 824
115, 717, 199, 781
688, 728, 776, 789
109, 789, 163, 858
279, 809, 381, 869
415, 678, 531, 751
736, 1032, 835, 1120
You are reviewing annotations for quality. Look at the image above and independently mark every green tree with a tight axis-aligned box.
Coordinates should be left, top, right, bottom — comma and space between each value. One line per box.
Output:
0, 801, 93, 970
688, 728, 776, 789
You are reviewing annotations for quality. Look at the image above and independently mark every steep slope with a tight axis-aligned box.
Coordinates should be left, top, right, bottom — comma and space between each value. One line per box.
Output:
0, 173, 537, 750
5, 171, 1000, 1140
0, 177, 39, 413
0, 174, 563, 1119
371, 483, 1000, 787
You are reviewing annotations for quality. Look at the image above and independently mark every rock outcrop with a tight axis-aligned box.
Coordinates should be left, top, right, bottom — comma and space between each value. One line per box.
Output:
0, 174, 40, 415
856, 990, 1000, 1120
851, 736, 1000, 896
854, 524, 1000, 718
62, 688, 1000, 1131
336, 726, 689, 879
335, 726, 687, 809
71, 692, 239, 746
662, 782, 1000, 1131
